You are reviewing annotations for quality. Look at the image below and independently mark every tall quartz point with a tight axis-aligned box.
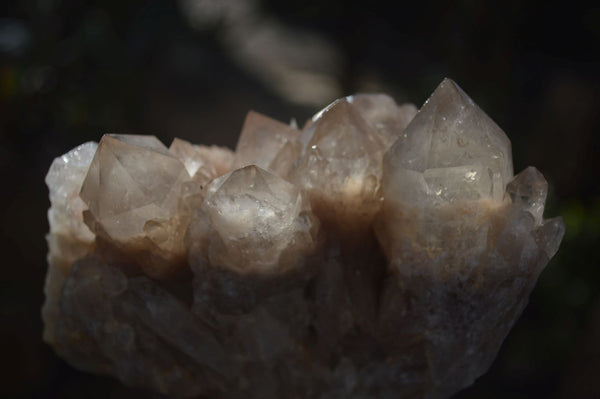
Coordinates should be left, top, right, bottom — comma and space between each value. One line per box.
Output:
384, 78, 513, 207
43, 79, 565, 399
375, 79, 564, 396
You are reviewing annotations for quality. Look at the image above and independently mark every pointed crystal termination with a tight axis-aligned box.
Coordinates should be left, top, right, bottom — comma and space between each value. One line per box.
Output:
187, 165, 318, 314
194, 144, 235, 178
347, 93, 417, 146
169, 138, 235, 179
384, 78, 513, 206
80, 134, 187, 241
169, 138, 223, 214
79, 134, 190, 277
234, 111, 301, 177
291, 99, 385, 227
506, 166, 548, 225
169, 137, 216, 179
191, 165, 318, 274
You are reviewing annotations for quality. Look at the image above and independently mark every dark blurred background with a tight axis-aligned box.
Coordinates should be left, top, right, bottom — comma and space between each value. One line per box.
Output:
1, 0, 599, 398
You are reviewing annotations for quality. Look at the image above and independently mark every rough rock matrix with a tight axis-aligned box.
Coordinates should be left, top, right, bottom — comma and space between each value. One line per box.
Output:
43, 79, 564, 398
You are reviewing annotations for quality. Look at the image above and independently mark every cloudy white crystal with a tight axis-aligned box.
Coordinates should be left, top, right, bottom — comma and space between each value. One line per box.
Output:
197, 165, 316, 273
46, 141, 97, 242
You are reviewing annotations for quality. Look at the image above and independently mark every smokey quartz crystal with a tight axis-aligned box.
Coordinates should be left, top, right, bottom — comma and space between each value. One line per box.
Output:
43, 80, 564, 398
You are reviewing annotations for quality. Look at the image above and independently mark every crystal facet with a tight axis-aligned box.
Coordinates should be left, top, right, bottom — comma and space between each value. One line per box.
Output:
347, 93, 417, 146
191, 165, 317, 274
46, 141, 97, 245
80, 134, 188, 241
291, 99, 386, 226
79, 134, 191, 278
169, 137, 215, 178
235, 111, 301, 177
43, 79, 564, 399
506, 166, 548, 225
384, 78, 513, 205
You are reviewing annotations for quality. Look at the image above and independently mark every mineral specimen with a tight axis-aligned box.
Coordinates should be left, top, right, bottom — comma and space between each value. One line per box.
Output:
43, 80, 564, 398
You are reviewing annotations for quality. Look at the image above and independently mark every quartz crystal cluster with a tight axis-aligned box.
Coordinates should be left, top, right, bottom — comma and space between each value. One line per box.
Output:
43, 79, 564, 399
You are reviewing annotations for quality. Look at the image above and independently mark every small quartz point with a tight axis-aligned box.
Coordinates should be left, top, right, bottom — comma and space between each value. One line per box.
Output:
193, 144, 235, 177
169, 137, 217, 179
234, 111, 301, 177
506, 166, 548, 225
43, 79, 565, 399
347, 93, 417, 146
169, 137, 235, 180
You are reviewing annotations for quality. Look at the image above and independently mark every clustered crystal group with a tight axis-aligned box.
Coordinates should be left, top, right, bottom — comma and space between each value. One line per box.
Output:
43, 79, 564, 398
